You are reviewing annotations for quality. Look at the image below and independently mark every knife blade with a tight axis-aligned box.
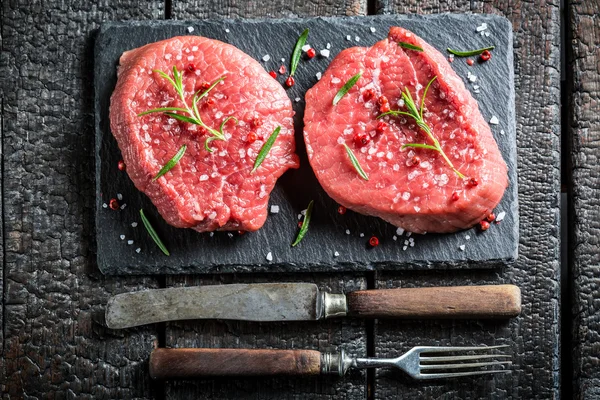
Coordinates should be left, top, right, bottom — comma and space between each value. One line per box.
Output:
105, 283, 521, 329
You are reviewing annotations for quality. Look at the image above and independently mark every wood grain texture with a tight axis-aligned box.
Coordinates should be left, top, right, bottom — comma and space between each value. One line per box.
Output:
150, 348, 322, 379
0, 1, 164, 397
568, 1, 600, 398
373, 0, 561, 399
164, 274, 367, 399
347, 285, 521, 319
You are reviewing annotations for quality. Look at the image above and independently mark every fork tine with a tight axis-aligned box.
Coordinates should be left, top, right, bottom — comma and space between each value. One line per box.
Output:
420, 361, 512, 370
417, 345, 509, 353
420, 354, 511, 362
417, 369, 511, 380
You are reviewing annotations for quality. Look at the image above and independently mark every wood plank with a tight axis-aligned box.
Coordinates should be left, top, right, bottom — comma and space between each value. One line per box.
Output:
373, 1, 562, 398
165, 3, 368, 399
0, 1, 164, 397
568, 1, 600, 398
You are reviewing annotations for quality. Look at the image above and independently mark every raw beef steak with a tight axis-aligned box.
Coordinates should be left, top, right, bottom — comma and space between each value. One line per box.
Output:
304, 27, 508, 233
110, 36, 299, 232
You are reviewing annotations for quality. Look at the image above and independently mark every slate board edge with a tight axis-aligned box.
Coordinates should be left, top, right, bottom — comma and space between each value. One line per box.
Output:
94, 14, 518, 275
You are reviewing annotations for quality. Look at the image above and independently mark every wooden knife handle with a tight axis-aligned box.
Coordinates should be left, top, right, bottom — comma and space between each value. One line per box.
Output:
149, 348, 322, 379
346, 284, 521, 319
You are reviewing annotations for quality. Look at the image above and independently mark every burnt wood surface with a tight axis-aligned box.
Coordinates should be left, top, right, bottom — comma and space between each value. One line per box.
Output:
568, 1, 600, 399
373, 1, 562, 399
0, 1, 566, 400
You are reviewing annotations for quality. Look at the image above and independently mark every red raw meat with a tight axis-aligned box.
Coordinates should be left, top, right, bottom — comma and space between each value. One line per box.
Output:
304, 27, 508, 233
110, 36, 299, 232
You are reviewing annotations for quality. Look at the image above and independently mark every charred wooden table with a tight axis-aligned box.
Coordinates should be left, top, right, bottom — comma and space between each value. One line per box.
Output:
3, 0, 598, 399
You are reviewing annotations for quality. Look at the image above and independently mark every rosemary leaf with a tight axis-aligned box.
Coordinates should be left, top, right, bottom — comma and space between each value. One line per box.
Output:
139, 209, 170, 256
138, 107, 189, 117
292, 200, 314, 247
402, 143, 438, 151
163, 112, 199, 124
343, 144, 369, 181
447, 46, 495, 57
140, 67, 236, 152
333, 71, 363, 106
219, 116, 238, 133
251, 126, 281, 174
290, 28, 309, 77
398, 42, 423, 52
153, 145, 187, 181
420, 76, 437, 119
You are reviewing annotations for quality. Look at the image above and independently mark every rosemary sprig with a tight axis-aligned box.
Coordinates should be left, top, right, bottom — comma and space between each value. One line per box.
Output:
138, 66, 237, 152
292, 200, 314, 247
140, 209, 170, 256
378, 76, 466, 179
447, 45, 495, 57
153, 145, 187, 181
343, 144, 369, 181
333, 71, 363, 106
251, 126, 281, 174
290, 28, 309, 77
398, 42, 423, 52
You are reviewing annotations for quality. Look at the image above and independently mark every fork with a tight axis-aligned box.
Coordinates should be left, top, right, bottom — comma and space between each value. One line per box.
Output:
343, 345, 511, 379
149, 345, 511, 380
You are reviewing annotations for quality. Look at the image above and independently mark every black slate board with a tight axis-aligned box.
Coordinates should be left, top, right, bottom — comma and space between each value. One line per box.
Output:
95, 14, 518, 275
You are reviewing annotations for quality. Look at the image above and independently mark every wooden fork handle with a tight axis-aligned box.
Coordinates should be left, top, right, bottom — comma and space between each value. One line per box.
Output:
149, 348, 322, 379
346, 284, 521, 319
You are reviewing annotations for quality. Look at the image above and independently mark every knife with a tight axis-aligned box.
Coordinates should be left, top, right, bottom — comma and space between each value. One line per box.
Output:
105, 283, 521, 329
105, 283, 520, 329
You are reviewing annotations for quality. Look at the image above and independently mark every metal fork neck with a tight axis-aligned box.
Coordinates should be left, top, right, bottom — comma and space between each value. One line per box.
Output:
353, 357, 399, 369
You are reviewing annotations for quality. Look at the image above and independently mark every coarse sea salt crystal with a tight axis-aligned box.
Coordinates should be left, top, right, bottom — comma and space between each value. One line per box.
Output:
316, 72, 322, 80
127, 240, 134, 245
360, 233, 365, 237
402, 192, 411, 201
393, 235, 397, 241
136, 248, 141, 253
500, 129, 505, 135
208, 211, 217, 219
120, 234, 125, 240
120, 204, 127, 210
176, 55, 182, 60
295, 97, 301, 102
465, 234, 471, 240
355, 36, 360, 42
199, 174, 209, 181
396, 227, 405, 236
320, 49, 330, 58
376, 151, 385, 158
209, 232, 214, 237
225, 28, 230, 33
414, 206, 421, 212
459, 244, 466, 251
370, 26, 376, 33
117, 193, 123, 200
102, 203, 108, 209
345, 229, 351, 235
476, 23, 488, 32
228, 233, 234, 238
469, 74, 477, 82
131, 222, 138, 228
301, 44, 311, 52
262, 54, 271, 62
165, 54, 172, 60
496, 211, 506, 222
403, 246, 408, 251
406, 232, 412, 237
270, 205, 280, 214
490, 116, 500, 125
331, 77, 341, 84
334, 251, 340, 257
187, 26, 194, 33
266, 252, 273, 261
393, 164, 400, 171
337, 137, 345, 145
327, 43, 331, 49
346, 35, 352, 41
